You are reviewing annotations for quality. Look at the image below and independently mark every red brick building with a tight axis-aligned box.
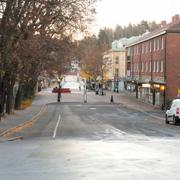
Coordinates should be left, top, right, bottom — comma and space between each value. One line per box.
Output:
125, 15, 180, 108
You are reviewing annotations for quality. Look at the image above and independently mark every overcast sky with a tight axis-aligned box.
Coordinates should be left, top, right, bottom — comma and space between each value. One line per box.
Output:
92, 0, 180, 32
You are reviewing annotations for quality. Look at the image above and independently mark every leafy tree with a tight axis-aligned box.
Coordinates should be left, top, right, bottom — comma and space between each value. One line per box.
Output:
98, 28, 113, 48
114, 25, 123, 39
113, 20, 161, 40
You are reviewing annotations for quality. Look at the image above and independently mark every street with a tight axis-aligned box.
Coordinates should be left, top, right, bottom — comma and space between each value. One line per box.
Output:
1, 89, 180, 180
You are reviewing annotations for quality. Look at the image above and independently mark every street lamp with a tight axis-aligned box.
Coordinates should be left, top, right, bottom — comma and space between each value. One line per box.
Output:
101, 72, 104, 96
114, 75, 119, 93
83, 79, 87, 103
101, 65, 105, 95
57, 78, 61, 102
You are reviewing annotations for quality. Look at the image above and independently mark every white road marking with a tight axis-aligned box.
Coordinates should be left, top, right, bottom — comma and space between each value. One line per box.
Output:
89, 108, 96, 110
53, 114, 62, 139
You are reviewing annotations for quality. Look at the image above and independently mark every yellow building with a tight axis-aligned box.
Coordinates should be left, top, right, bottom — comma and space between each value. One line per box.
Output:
103, 38, 127, 92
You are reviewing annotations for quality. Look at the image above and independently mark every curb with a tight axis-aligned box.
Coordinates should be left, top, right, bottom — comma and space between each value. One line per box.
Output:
7, 136, 23, 141
0, 105, 47, 138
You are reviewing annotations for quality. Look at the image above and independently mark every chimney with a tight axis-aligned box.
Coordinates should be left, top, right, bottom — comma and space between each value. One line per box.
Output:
161, 21, 166, 27
174, 14, 180, 21
172, 14, 180, 22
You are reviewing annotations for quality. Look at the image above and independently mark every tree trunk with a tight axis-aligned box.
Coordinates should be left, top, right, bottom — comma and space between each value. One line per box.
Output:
24, 81, 37, 99
6, 88, 13, 114
14, 84, 23, 110
0, 80, 6, 116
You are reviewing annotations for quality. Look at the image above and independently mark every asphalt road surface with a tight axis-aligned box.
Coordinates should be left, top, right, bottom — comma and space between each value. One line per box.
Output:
1, 91, 180, 180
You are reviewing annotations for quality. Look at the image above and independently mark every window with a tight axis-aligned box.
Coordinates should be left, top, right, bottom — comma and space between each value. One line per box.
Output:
146, 62, 148, 72
115, 56, 119, 64
161, 61, 164, 72
127, 48, 131, 56
141, 44, 144, 54
137, 46, 139, 54
157, 39, 159, 50
134, 63, 136, 72
156, 61, 159, 72
149, 41, 152, 52
146, 43, 148, 53
149, 62, 151, 72
137, 63, 139, 72
115, 68, 119, 76
142, 63, 144, 72
154, 39, 156, 51
161, 37, 164, 49
153, 61, 156, 72
134, 46, 136, 55
143, 44, 145, 54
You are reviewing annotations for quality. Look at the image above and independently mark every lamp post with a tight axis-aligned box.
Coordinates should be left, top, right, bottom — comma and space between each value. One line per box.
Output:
101, 70, 104, 96
114, 75, 119, 93
101, 65, 105, 95
57, 78, 61, 102
83, 79, 87, 103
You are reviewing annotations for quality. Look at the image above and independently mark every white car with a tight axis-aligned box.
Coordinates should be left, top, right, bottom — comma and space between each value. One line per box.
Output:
165, 99, 180, 125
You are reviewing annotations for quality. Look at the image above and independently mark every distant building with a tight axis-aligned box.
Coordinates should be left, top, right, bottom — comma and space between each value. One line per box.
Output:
103, 37, 140, 92
70, 60, 80, 72
125, 14, 180, 108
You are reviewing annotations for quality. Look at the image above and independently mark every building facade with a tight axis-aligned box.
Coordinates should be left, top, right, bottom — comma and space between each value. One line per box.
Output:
125, 15, 180, 108
103, 38, 130, 91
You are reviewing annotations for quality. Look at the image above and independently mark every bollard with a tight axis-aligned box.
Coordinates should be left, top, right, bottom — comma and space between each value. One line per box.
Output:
57, 92, 61, 102
110, 95, 114, 103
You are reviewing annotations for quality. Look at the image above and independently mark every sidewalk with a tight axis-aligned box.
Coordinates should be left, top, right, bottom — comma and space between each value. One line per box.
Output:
0, 88, 57, 141
104, 90, 165, 119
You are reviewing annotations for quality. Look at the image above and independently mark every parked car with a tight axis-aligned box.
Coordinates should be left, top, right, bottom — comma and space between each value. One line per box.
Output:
165, 99, 180, 125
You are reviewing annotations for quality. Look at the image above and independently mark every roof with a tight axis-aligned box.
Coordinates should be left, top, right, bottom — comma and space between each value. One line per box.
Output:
112, 39, 127, 51
127, 19, 180, 47
112, 37, 142, 51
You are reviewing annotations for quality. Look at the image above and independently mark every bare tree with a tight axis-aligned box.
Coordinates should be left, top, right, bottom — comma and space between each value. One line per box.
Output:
78, 35, 108, 81
0, 0, 97, 114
